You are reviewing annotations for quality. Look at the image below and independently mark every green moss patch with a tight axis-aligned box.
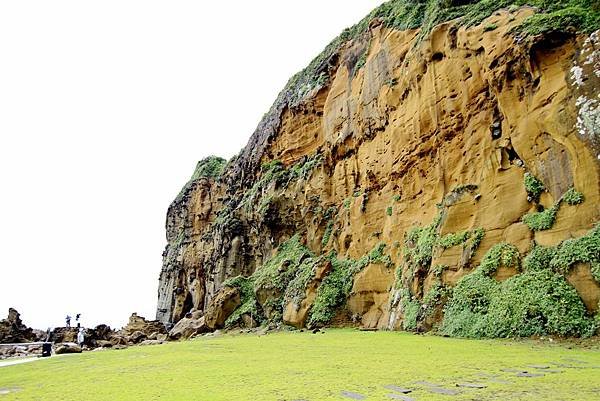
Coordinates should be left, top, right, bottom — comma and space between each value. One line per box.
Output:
174, 156, 226, 202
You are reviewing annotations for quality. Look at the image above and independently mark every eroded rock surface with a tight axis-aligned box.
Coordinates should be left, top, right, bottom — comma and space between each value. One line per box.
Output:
0, 308, 38, 344
157, 3, 600, 337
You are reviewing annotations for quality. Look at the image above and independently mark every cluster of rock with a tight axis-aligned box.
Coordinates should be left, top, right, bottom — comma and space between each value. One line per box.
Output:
0, 343, 44, 359
0, 308, 42, 344
0, 309, 171, 359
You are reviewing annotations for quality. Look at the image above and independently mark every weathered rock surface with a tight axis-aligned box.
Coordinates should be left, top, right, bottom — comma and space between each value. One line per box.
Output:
118, 313, 167, 344
157, 3, 600, 337
49, 327, 78, 343
0, 308, 38, 344
0, 343, 43, 360
169, 315, 209, 340
203, 287, 241, 329
53, 343, 82, 354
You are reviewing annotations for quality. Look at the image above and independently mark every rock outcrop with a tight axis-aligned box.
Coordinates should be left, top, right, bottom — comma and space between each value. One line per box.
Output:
0, 308, 38, 344
157, 1, 600, 338
115, 313, 167, 344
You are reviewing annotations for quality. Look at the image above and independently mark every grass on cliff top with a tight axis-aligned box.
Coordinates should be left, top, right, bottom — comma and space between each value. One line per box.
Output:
284, 0, 600, 105
1, 330, 599, 401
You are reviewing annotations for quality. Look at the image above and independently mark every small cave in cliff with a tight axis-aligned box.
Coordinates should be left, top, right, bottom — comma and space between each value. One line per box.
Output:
182, 292, 193, 318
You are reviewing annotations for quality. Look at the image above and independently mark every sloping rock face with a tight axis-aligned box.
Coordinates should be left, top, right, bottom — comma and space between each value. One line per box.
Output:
157, 3, 600, 338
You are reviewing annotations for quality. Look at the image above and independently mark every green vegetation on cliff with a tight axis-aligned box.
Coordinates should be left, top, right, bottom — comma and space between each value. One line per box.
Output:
309, 243, 393, 328
174, 156, 226, 203
285, 0, 599, 104
441, 226, 600, 338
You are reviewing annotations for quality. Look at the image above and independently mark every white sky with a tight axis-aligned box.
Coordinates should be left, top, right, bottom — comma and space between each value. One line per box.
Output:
0, 1, 386, 330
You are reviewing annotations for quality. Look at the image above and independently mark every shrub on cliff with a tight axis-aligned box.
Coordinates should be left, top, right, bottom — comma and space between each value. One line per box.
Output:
441, 228, 599, 338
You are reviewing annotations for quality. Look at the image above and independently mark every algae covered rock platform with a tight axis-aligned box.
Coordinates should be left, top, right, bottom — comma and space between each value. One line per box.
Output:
1, 330, 599, 400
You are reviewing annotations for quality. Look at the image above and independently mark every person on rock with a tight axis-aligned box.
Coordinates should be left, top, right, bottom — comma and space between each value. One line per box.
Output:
77, 327, 85, 349
65, 315, 71, 327
75, 313, 81, 328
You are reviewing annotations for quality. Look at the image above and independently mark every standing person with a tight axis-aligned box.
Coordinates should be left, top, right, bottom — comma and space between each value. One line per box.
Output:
77, 327, 85, 349
75, 313, 81, 328
65, 315, 71, 327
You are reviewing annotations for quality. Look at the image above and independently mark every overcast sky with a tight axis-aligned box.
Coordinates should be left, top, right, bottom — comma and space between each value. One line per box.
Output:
0, 1, 386, 330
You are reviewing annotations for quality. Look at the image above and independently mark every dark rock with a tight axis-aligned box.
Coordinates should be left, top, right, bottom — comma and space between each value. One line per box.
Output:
49, 327, 78, 343
0, 308, 37, 344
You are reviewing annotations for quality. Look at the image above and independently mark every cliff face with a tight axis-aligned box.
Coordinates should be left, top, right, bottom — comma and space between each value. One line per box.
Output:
157, 4, 600, 338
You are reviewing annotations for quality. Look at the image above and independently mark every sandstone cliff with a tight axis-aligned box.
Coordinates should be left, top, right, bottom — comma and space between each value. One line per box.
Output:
157, 1, 600, 338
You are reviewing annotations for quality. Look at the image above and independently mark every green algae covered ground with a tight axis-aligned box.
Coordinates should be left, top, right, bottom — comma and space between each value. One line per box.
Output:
1, 329, 599, 401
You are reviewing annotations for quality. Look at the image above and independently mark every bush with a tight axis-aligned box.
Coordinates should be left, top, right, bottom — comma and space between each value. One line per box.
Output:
478, 243, 520, 276
441, 272, 498, 337
438, 231, 470, 249
485, 270, 594, 337
563, 188, 585, 205
549, 224, 600, 273
523, 172, 545, 202
441, 269, 595, 338
522, 205, 559, 231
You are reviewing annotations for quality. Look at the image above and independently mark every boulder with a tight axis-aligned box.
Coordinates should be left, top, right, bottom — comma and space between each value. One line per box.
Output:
108, 335, 128, 346
127, 330, 147, 344
95, 340, 113, 348
204, 286, 241, 329
54, 342, 82, 354
169, 316, 209, 340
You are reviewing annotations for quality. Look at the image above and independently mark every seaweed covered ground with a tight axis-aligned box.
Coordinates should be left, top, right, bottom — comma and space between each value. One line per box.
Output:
1, 330, 599, 400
